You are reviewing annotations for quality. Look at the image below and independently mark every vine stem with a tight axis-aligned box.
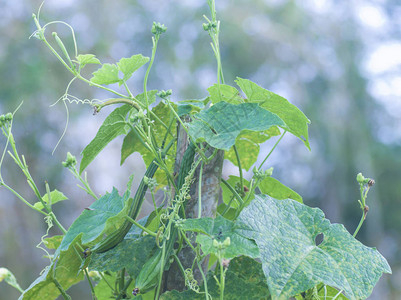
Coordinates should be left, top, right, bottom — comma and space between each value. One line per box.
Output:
219, 258, 225, 300
198, 161, 204, 218
233, 145, 244, 196
258, 130, 287, 170
124, 215, 157, 237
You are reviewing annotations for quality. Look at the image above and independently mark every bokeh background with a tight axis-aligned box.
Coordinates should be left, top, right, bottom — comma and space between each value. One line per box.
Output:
1, 0, 400, 299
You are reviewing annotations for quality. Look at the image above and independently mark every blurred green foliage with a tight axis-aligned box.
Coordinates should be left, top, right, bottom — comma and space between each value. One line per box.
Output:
1, 0, 400, 298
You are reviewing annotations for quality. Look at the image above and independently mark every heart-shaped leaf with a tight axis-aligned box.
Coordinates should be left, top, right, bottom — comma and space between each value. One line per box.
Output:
237, 195, 391, 300
187, 101, 285, 151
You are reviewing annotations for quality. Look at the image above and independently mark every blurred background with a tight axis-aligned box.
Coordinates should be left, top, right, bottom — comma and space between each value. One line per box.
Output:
1, 0, 400, 299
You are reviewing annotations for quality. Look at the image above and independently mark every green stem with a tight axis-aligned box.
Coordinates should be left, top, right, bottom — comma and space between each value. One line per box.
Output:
198, 161, 204, 218
258, 130, 287, 170
197, 260, 210, 300
83, 268, 96, 300
143, 36, 159, 110
219, 258, 225, 300
94, 98, 141, 113
220, 179, 244, 206
155, 239, 167, 300
124, 215, 157, 237
233, 145, 244, 196
353, 184, 369, 238
52, 277, 72, 300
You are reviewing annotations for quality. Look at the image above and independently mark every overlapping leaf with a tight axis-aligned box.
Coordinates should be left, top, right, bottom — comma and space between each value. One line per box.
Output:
225, 128, 280, 171
177, 98, 208, 116
179, 215, 259, 259
259, 177, 302, 203
187, 101, 285, 151
59, 188, 130, 251
89, 235, 156, 277
207, 84, 244, 104
237, 195, 391, 300
80, 104, 132, 173
236, 77, 311, 150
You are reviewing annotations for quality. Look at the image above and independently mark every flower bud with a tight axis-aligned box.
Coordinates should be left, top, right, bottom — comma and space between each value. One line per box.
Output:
222, 236, 231, 247
5, 113, 13, 122
213, 239, 220, 248
356, 173, 365, 184
151, 22, 167, 36
62, 152, 77, 168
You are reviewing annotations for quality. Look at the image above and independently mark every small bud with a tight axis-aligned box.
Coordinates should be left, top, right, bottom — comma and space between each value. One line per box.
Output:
151, 22, 167, 36
5, 113, 13, 122
157, 89, 172, 99
0, 268, 9, 282
265, 167, 274, 177
368, 179, 375, 187
356, 173, 365, 184
0, 115, 5, 123
213, 239, 220, 248
143, 176, 149, 185
222, 237, 231, 247
62, 152, 77, 168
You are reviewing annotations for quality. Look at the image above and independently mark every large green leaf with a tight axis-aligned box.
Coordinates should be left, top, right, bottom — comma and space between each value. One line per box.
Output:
33, 189, 68, 210
259, 177, 302, 203
80, 104, 132, 173
225, 127, 280, 171
160, 256, 270, 300
237, 195, 391, 300
117, 54, 149, 82
187, 101, 285, 151
90, 63, 121, 85
18, 242, 84, 300
235, 78, 311, 150
177, 98, 208, 116
59, 188, 130, 251
179, 215, 259, 259
89, 235, 156, 277
207, 84, 244, 104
